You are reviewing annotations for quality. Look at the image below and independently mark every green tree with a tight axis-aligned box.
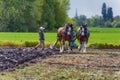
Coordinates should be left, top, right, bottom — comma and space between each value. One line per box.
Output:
114, 15, 120, 21
40, 0, 55, 30
105, 21, 113, 28
40, 0, 70, 30
112, 20, 120, 28
0, 0, 18, 31
0, 0, 70, 32
0, 0, 37, 32
101, 2, 107, 21
76, 15, 87, 26
115, 22, 120, 28
89, 15, 101, 27
54, 0, 70, 29
107, 7, 113, 22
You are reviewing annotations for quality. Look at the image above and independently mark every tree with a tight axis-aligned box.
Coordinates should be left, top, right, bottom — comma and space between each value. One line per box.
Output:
115, 22, 120, 28
40, 0, 70, 30
0, 0, 18, 31
0, 0, 70, 32
75, 15, 87, 26
114, 15, 120, 21
0, 0, 37, 32
101, 2, 107, 21
40, 0, 55, 30
54, 0, 70, 29
104, 21, 113, 28
89, 15, 101, 27
107, 7, 113, 22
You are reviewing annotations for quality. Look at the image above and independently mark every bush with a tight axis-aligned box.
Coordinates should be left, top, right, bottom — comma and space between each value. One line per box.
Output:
0, 42, 22, 47
115, 22, 120, 28
104, 21, 113, 28
24, 41, 38, 47
89, 43, 120, 49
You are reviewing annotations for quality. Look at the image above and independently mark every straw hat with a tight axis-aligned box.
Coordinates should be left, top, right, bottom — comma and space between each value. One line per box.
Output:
39, 27, 45, 30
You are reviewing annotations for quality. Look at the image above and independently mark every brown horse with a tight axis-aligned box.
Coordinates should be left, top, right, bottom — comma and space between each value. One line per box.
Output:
76, 26, 90, 53
53, 23, 73, 53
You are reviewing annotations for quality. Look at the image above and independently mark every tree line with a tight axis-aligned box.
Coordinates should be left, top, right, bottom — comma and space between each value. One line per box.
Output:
0, 0, 70, 32
0, 1, 120, 32
75, 2, 120, 28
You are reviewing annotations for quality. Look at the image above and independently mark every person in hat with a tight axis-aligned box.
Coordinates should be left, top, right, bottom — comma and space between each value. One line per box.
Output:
35, 27, 45, 50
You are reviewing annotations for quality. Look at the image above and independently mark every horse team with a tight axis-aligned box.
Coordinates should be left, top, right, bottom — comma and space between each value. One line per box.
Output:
53, 23, 90, 53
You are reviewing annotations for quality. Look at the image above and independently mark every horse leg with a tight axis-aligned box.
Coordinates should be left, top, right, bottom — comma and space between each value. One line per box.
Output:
61, 41, 65, 53
59, 41, 62, 53
80, 42, 86, 53
64, 42, 68, 51
81, 42, 84, 53
67, 41, 71, 53
83, 41, 86, 53
60, 40, 65, 53
78, 40, 81, 51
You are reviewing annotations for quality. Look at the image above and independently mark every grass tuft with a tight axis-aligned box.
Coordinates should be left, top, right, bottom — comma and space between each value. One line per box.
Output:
0, 41, 22, 47
23, 41, 38, 47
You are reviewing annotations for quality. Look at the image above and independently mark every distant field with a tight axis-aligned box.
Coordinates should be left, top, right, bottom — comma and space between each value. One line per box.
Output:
0, 27, 120, 46
0, 32, 56, 42
88, 27, 120, 45
0, 32, 57, 45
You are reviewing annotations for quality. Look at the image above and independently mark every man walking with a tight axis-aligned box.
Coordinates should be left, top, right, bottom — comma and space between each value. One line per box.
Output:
35, 27, 45, 50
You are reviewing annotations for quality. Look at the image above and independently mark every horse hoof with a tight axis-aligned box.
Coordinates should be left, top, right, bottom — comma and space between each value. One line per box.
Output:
60, 51, 63, 53
78, 47, 81, 51
83, 50, 86, 53
81, 51, 86, 54
83, 51, 86, 53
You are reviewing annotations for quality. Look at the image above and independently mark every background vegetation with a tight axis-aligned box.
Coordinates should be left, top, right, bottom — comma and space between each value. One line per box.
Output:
74, 2, 120, 28
0, 27, 120, 48
0, 0, 70, 32
0, 1, 120, 32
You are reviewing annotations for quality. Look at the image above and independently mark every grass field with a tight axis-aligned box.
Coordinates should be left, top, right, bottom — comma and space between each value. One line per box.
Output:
0, 27, 120, 47
88, 27, 120, 45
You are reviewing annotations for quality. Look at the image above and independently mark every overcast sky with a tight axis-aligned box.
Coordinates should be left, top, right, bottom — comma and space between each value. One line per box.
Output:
68, 0, 120, 18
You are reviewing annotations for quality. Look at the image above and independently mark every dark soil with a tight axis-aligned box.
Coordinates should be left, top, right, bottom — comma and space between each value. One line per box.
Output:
0, 47, 120, 71
0, 47, 58, 71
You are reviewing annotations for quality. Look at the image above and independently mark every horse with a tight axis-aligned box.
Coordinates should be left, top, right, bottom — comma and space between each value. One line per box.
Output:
76, 26, 90, 53
52, 23, 73, 53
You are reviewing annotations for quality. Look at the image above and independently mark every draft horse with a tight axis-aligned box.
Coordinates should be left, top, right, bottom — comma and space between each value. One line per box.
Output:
76, 26, 90, 53
53, 23, 73, 53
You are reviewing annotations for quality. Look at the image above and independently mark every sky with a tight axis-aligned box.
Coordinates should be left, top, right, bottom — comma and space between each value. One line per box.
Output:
68, 0, 120, 18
